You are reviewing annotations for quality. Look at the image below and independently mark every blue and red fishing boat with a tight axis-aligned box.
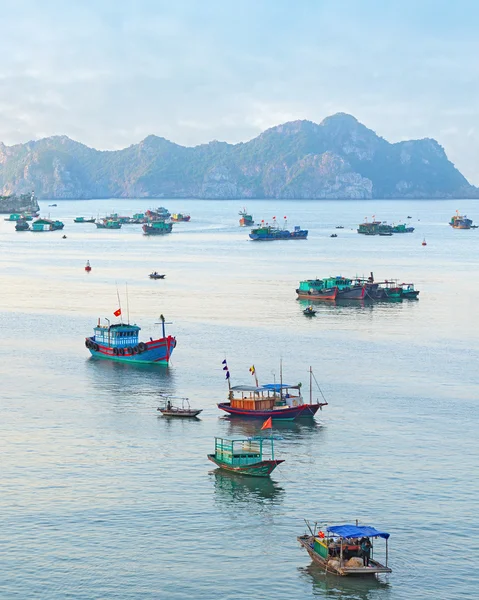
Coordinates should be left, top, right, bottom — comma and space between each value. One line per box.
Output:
218, 363, 327, 420
85, 313, 176, 364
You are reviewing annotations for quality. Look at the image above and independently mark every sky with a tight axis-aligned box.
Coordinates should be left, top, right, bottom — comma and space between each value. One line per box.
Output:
0, 0, 478, 183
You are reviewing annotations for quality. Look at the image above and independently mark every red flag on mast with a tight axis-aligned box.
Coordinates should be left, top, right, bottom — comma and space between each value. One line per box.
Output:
114, 308, 122, 317
261, 417, 272, 430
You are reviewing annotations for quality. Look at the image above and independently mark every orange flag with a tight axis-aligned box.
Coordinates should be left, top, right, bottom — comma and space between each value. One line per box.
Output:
261, 417, 272, 430
114, 308, 121, 317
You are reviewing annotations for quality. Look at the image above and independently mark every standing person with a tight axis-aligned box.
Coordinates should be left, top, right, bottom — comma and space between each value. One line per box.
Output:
360, 537, 372, 566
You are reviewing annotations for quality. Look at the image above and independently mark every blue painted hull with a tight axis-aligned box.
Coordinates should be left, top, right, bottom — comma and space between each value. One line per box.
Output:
86, 336, 175, 364
217, 402, 322, 420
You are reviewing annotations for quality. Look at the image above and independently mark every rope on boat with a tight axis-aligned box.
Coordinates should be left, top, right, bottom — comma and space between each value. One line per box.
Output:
311, 370, 328, 404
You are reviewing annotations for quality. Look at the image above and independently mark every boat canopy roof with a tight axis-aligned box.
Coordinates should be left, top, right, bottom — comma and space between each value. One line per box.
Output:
230, 385, 265, 392
327, 524, 390, 540
262, 383, 299, 391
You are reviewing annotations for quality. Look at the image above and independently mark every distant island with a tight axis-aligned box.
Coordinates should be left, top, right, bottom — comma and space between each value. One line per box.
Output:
0, 113, 476, 200
0, 192, 39, 214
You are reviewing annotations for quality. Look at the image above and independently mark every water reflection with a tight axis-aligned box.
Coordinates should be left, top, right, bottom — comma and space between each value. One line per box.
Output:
211, 469, 284, 505
297, 298, 404, 311
298, 563, 391, 599
224, 416, 323, 440
85, 357, 175, 396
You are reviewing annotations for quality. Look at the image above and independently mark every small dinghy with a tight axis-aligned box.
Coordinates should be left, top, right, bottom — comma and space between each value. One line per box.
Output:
149, 272, 166, 279
85, 260, 92, 272
157, 396, 202, 418
303, 306, 317, 316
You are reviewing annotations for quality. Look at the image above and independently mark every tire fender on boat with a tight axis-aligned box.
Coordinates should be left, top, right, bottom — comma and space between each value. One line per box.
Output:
138, 342, 147, 352
85, 339, 92, 349
113, 348, 119, 355
132, 346, 139, 354
119, 348, 125, 356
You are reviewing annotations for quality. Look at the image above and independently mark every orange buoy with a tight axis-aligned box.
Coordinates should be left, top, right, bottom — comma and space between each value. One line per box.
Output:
85, 260, 92, 272
422, 239, 427, 246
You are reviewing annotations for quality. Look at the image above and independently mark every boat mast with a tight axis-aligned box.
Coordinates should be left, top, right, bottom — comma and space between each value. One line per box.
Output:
126, 283, 130, 325
280, 359, 283, 401
309, 367, 313, 404
116, 286, 123, 324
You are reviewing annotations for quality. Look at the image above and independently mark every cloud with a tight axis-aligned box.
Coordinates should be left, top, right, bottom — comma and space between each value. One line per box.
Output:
0, 0, 478, 182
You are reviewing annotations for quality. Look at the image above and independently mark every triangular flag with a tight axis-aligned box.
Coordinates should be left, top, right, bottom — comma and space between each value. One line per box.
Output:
261, 417, 272, 430
223, 366, 228, 371
222, 359, 227, 365
225, 371, 230, 380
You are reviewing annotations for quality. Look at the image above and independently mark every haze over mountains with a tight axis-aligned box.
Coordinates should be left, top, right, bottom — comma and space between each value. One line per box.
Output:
0, 113, 476, 200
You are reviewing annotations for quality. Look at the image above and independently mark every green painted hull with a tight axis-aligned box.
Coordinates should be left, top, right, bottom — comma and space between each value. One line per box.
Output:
207, 454, 283, 477
89, 354, 168, 365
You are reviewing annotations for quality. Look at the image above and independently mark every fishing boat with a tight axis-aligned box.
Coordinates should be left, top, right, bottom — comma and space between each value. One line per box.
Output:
149, 272, 166, 279
391, 223, 414, 233
157, 396, 202, 417
218, 363, 327, 420
146, 207, 171, 220
357, 217, 393, 236
249, 217, 308, 240
422, 238, 427, 246
96, 219, 122, 229
142, 221, 173, 235
171, 213, 191, 222
330, 233, 338, 238
15, 220, 30, 231
31, 218, 64, 231
239, 208, 254, 227
450, 211, 474, 229
298, 521, 392, 577
207, 436, 283, 477
335, 225, 344, 229
296, 280, 338, 301
85, 314, 176, 364
74, 217, 95, 223
85, 261, 92, 272
382, 280, 402, 299
400, 283, 420, 299
48, 204, 57, 207
323, 276, 365, 300
5, 213, 30, 222
303, 306, 317, 316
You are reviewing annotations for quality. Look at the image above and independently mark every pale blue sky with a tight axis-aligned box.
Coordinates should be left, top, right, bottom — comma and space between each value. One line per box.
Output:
0, 0, 478, 182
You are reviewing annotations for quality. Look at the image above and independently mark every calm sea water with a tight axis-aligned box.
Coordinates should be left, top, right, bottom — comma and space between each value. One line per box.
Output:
0, 199, 478, 600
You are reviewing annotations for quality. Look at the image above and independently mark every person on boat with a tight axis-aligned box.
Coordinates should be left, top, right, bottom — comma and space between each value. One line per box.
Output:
360, 537, 372, 566
166, 400, 172, 410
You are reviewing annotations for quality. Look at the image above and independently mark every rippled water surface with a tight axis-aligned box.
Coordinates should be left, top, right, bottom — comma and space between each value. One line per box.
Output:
0, 199, 478, 599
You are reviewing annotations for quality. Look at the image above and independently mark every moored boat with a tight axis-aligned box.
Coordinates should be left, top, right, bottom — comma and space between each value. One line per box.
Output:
298, 521, 392, 577
207, 435, 283, 477
303, 306, 317, 316
15, 219, 30, 231
239, 208, 254, 227
149, 272, 166, 279
31, 218, 64, 231
157, 396, 202, 417
96, 219, 122, 229
74, 217, 96, 223
296, 280, 338, 300
85, 313, 176, 365
143, 221, 173, 235
392, 223, 415, 233
171, 213, 191, 222
250, 218, 308, 240
218, 362, 327, 420
450, 210, 474, 229
400, 283, 420, 299
358, 217, 393, 236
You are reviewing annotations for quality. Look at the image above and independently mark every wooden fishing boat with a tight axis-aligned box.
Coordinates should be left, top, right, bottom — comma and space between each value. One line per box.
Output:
218, 363, 327, 420
74, 217, 95, 223
303, 306, 317, 316
207, 436, 283, 477
149, 272, 166, 279
298, 520, 392, 577
157, 396, 202, 417
400, 283, 420, 299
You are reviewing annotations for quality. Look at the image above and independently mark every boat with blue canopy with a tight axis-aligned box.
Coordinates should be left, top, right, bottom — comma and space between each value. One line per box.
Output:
298, 520, 392, 576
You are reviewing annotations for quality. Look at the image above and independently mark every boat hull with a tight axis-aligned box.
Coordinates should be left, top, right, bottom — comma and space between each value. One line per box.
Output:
217, 402, 322, 420
296, 287, 338, 300
86, 335, 176, 364
158, 409, 202, 417
207, 455, 284, 477
337, 286, 366, 300
297, 536, 392, 576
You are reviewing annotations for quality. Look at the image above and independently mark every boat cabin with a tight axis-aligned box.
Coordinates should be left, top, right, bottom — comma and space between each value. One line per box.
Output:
93, 322, 140, 348
229, 384, 303, 411
212, 437, 272, 467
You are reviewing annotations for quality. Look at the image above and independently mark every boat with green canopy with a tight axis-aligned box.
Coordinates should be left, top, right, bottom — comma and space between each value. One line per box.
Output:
298, 520, 392, 577
208, 435, 283, 477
